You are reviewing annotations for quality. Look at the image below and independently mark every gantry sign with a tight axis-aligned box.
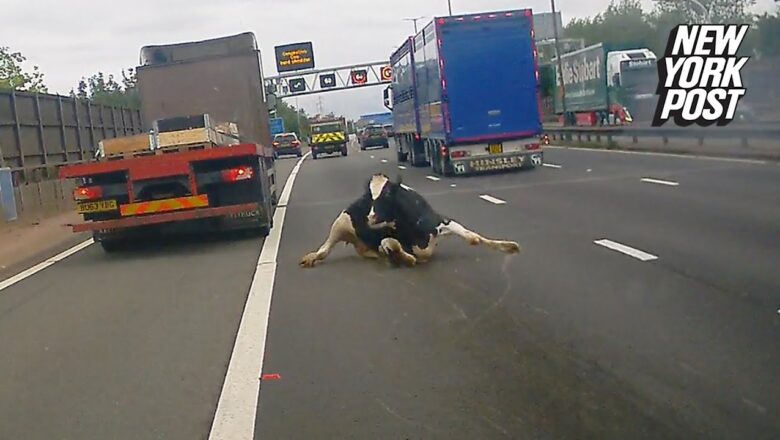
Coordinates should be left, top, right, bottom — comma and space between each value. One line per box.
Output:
265, 61, 393, 98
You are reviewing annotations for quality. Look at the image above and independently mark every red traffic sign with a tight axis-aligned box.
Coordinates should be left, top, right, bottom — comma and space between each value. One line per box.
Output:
380, 65, 392, 81
351, 69, 368, 85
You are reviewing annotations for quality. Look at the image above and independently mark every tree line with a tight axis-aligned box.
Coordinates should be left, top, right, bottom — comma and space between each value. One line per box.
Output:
564, 0, 779, 57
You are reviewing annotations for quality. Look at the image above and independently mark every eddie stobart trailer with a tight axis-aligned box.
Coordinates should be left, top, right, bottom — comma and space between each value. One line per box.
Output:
59, 33, 277, 251
551, 43, 658, 126
387, 9, 545, 175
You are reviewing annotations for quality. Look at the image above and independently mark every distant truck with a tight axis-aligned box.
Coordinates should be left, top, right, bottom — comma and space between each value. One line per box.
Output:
309, 117, 348, 159
59, 33, 277, 251
386, 9, 545, 175
551, 43, 658, 126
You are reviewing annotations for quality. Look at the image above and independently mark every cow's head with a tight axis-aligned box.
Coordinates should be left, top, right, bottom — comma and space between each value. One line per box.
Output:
365, 173, 401, 228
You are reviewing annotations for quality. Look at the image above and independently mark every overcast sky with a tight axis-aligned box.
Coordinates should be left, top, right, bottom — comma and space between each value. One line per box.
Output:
2, 0, 775, 119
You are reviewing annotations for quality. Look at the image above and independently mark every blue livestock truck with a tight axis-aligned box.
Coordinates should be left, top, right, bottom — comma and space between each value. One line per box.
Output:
385, 9, 545, 175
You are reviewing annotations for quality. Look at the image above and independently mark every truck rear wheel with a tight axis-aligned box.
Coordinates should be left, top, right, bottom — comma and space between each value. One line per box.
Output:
99, 238, 124, 253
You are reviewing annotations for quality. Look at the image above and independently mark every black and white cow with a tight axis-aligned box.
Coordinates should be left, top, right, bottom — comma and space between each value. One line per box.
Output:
299, 173, 520, 268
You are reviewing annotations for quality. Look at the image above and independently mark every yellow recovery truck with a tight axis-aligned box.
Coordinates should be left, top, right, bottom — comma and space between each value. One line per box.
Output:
309, 117, 348, 159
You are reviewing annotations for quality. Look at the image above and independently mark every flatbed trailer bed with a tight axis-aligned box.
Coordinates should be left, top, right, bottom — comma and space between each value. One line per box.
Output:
60, 142, 274, 250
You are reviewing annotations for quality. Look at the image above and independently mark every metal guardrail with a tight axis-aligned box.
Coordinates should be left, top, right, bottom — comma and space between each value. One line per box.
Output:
0, 90, 143, 184
544, 125, 780, 149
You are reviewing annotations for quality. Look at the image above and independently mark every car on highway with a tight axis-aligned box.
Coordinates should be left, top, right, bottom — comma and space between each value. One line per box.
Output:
383, 124, 394, 137
272, 132, 303, 158
359, 124, 389, 150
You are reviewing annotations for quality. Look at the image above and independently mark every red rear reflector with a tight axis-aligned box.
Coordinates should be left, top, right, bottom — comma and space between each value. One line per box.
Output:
488, 14, 497, 18
437, 18, 446, 25
73, 186, 103, 201
505, 12, 513, 17
525, 9, 532, 16
474, 15, 482, 20
456, 17, 465, 21
414, 133, 421, 140
450, 150, 468, 158
221, 166, 254, 182
525, 143, 541, 151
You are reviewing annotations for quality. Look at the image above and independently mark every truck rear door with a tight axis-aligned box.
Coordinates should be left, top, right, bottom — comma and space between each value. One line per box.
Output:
439, 12, 541, 142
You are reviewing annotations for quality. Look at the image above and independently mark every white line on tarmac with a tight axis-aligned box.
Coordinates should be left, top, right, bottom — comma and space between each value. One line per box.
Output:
426, 175, 440, 181
641, 177, 679, 186
370, 155, 375, 159
594, 239, 658, 262
380, 159, 388, 163
542, 163, 562, 169
546, 145, 767, 165
398, 165, 407, 170
400, 184, 414, 191
450, 184, 457, 188
479, 194, 506, 205
208, 151, 309, 440
0, 239, 94, 292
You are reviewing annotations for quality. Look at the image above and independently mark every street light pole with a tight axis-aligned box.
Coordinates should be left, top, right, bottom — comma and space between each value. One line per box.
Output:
550, 0, 568, 124
403, 16, 425, 34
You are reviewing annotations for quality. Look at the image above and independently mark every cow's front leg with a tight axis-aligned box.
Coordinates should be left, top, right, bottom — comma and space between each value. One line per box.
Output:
380, 238, 417, 267
437, 220, 520, 254
300, 212, 357, 268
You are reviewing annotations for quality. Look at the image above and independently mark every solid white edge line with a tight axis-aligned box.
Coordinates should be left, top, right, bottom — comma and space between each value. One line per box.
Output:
400, 183, 414, 191
208, 152, 309, 440
479, 194, 506, 205
426, 175, 441, 181
594, 239, 658, 262
641, 177, 679, 186
546, 145, 767, 165
0, 238, 94, 292
542, 163, 562, 169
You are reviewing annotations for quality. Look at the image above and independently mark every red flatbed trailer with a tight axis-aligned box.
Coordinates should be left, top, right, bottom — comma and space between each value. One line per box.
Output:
60, 142, 274, 250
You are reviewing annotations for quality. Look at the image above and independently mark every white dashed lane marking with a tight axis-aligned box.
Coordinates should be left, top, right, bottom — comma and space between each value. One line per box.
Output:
380, 159, 388, 163
594, 239, 658, 262
400, 184, 414, 191
450, 184, 457, 188
398, 165, 406, 170
426, 175, 440, 181
542, 163, 562, 169
370, 155, 375, 159
641, 177, 679, 186
479, 194, 506, 205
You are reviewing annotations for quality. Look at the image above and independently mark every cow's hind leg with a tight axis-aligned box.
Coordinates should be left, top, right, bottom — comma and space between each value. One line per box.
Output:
380, 238, 417, 267
354, 241, 380, 260
438, 220, 520, 254
412, 234, 438, 263
300, 212, 357, 268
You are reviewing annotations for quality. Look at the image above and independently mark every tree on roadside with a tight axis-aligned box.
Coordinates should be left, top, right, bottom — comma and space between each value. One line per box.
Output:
276, 100, 310, 139
71, 68, 139, 107
0, 46, 48, 92
653, 0, 756, 23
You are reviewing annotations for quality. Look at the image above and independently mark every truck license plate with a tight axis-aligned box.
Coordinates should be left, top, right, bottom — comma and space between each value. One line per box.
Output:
489, 143, 503, 154
77, 200, 117, 214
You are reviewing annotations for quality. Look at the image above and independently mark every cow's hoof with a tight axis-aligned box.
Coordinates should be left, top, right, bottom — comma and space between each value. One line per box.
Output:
501, 241, 521, 254
300, 253, 319, 268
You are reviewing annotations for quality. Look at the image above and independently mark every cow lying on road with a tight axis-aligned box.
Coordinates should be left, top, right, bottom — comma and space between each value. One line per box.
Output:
299, 174, 520, 268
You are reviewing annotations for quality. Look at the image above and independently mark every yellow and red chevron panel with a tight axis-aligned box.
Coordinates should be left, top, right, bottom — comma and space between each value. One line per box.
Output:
120, 194, 209, 217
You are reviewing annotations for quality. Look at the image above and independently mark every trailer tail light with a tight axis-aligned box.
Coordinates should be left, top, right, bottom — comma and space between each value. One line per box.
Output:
221, 165, 254, 182
525, 143, 541, 151
542, 134, 550, 145
450, 150, 469, 158
440, 145, 448, 157
73, 186, 103, 201
414, 133, 421, 140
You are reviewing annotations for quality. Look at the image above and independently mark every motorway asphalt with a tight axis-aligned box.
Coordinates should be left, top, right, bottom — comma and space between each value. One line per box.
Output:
1, 141, 779, 439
